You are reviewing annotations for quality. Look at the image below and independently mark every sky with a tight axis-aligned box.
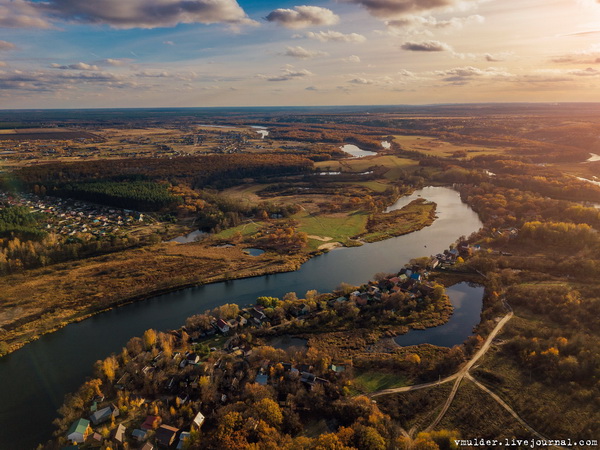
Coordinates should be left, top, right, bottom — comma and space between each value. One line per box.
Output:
1, 0, 600, 108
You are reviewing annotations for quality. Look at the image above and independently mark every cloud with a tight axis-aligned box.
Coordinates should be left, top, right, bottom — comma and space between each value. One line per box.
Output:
51, 62, 100, 71
304, 30, 366, 43
342, 55, 361, 63
342, 0, 479, 19
348, 77, 374, 85
29, 0, 254, 29
485, 53, 503, 62
163, 41, 175, 46
0, 68, 134, 92
94, 58, 133, 67
0, 1, 53, 28
0, 41, 16, 51
283, 46, 327, 59
265, 6, 339, 29
386, 14, 483, 32
0, 62, 7, 67
551, 49, 600, 64
401, 40, 452, 51
570, 67, 600, 76
260, 66, 314, 81
434, 66, 512, 85
305, 85, 319, 91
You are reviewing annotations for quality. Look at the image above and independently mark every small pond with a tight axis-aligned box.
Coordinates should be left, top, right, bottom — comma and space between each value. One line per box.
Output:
394, 282, 484, 348
341, 144, 377, 158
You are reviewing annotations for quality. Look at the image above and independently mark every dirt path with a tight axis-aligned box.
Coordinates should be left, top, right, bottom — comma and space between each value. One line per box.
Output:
371, 305, 515, 439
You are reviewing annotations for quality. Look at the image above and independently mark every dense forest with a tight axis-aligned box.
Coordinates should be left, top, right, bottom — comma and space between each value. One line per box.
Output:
57, 181, 181, 212
12, 154, 314, 190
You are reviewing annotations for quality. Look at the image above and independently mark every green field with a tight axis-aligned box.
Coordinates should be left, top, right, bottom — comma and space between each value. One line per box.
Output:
352, 370, 407, 393
294, 210, 368, 250
214, 221, 262, 239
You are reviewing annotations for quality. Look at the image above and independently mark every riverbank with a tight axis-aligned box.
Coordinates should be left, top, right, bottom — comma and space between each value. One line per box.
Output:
0, 243, 311, 357
0, 192, 441, 358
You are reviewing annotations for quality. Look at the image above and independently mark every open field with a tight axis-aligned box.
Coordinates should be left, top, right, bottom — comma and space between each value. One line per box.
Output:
392, 134, 503, 158
0, 128, 99, 141
352, 370, 408, 393
315, 155, 417, 175
293, 210, 368, 250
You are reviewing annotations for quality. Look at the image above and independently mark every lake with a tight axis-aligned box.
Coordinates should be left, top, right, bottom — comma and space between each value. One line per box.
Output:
341, 144, 377, 158
0, 186, 482, 448
394, 283, 484, 348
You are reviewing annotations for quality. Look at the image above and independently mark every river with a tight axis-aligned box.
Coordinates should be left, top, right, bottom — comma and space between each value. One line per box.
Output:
0, 186, 482, 449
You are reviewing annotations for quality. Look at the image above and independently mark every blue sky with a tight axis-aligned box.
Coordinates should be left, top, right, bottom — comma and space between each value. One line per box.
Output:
2, 0, 600, 108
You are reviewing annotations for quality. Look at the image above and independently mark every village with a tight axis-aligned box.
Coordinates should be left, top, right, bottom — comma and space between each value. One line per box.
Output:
0, 192, 149, 239
57, 242, 476, 449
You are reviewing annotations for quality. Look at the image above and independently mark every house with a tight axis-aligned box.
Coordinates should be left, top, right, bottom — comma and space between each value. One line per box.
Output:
141, 415, 161, 430
237, 315, 248, 326
329, 364, 346, 374
192, 411, 205, 430
111, 424, 126, 444
186, 353, 200, 365
141, 443, 154, 450
255, 373, 268, 385
67, 418, 91, 444
216, 319, 230, 334
131, 429, 147, 442
410, 273, 422, 282
155, 425, 179, 447
177, 432, 191, 449
89, 404, 119, 426
88, 432, 103, 445
249, 308, 266, 324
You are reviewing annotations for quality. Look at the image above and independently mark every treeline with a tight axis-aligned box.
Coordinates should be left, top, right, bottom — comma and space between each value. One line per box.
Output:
56, 181, 180, 212
194, 191, 300, 233
0, 205, 46, 241
14, 154, 314, 190
460, 183, 600, 229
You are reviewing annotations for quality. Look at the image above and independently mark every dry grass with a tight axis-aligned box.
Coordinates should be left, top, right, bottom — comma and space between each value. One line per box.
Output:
0, 242, 306, 353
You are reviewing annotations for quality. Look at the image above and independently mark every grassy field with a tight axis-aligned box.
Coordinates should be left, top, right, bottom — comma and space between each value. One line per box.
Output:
352, 370, 408, 393
315, 155, 417, 175
293, 210, 368, 250
392, 135, 502, 159
214, 221, 262, 239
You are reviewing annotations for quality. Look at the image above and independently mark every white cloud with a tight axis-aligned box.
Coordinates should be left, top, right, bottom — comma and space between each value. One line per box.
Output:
260, 66, 314, 81
348, 77, 374, 84
401, 40, 452, 52
94, 58, 134, 67
163, 41, 175, 46
304, 30, 367, 43
386, 14, 483, 33
265, 5, 339, 29
283, 46, 327, 59
342, 55, 361, 63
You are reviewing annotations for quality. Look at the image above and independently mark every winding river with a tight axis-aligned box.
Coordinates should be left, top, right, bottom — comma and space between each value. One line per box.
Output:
0, 186, 482, 448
